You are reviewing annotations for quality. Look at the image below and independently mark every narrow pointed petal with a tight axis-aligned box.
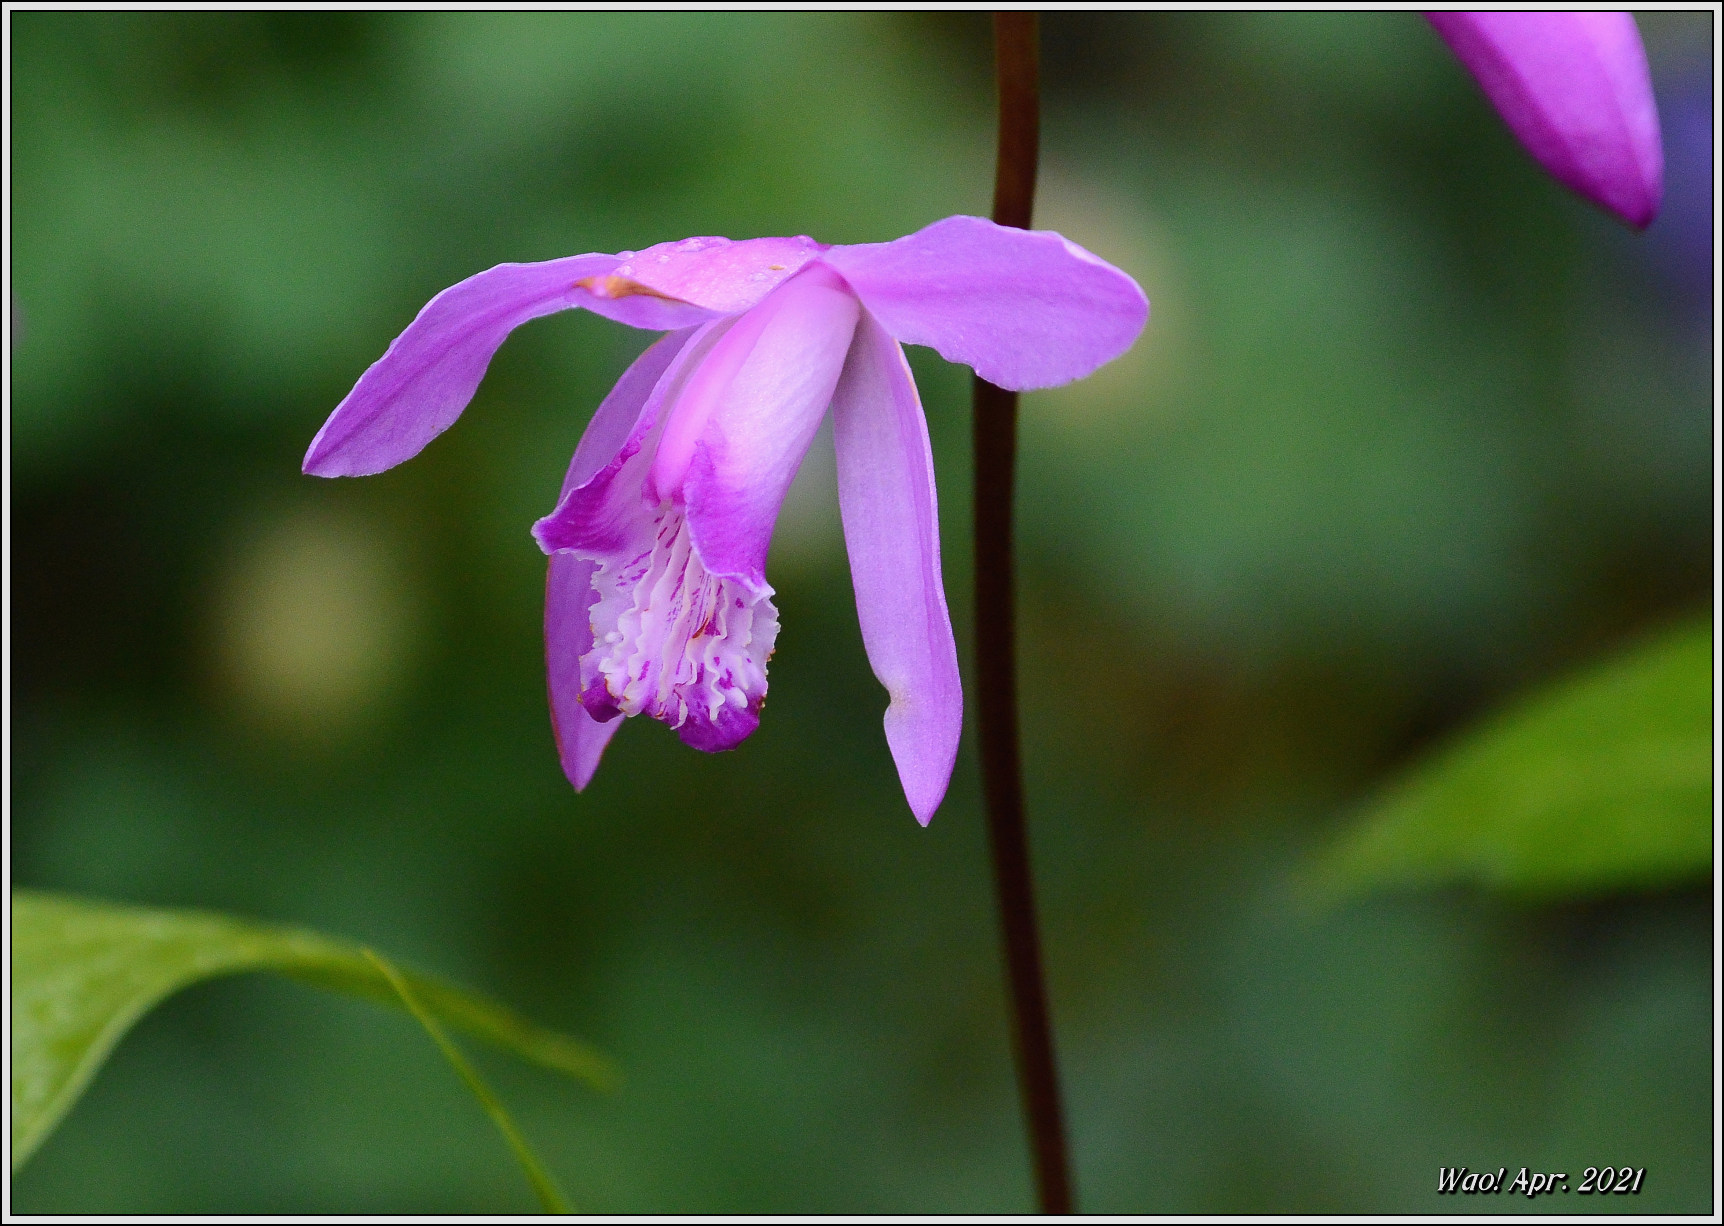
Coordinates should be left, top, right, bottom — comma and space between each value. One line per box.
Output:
832, 310, 962, 825
1428, 12, 1663, 228
820, 215, 1148, 392
305, 254, 628, 476
678, 266, 861, 589
546, 552, 622, 790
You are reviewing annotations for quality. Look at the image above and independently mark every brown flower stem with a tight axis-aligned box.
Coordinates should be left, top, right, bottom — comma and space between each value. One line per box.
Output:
973, 12, 1073, 1216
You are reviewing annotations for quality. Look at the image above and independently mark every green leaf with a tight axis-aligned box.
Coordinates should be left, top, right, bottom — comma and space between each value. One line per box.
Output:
10, 889, 618, 1173
1312, 615, 1714, 900
364, 949, 572, 1214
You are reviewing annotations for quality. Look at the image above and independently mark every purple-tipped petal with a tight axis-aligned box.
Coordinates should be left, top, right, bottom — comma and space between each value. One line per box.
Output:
305, 254, 625, 477
579, 235, 827, 317
820, 215, 1148, 392
1428, 11, 1663, 228
832, 310, 962, 825
679, 265, 861, 590
546, 552, 622, 790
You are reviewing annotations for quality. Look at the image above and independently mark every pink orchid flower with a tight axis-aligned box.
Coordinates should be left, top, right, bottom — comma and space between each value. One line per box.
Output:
1429, 11, 1663, 228
305, 216, 1148, 823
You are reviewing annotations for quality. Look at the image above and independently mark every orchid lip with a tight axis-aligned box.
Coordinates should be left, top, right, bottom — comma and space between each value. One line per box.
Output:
579, 499, 778, 753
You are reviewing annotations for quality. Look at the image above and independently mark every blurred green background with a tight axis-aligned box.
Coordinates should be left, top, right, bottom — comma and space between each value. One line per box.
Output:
10, 11, 1713, 1213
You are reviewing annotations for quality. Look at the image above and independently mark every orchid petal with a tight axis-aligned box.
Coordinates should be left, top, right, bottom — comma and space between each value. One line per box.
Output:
820, 215, 1148, 392
1428, 11, 1663, 228
679, 265, 861, 590
305, 254, 625, 477
832, 310, 962, 825
546, 552, 622, 790
580, 235, 826, 317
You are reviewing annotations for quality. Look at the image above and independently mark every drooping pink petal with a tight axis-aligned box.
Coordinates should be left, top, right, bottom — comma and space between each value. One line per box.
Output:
305, 254, 617, 477
546, 552, 622, 790
819, 215, 1148, 392
303, 253, 721, 478
677, 265, 862, 590
831, 310, 962, 825
578, 235, 827, 317
1427, 12, 1663, 228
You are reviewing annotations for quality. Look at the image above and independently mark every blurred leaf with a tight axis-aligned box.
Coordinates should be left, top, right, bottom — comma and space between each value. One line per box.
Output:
10, 889, 617, 1173
1312, 616, 1713, 899
363, 949, 571, 1214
